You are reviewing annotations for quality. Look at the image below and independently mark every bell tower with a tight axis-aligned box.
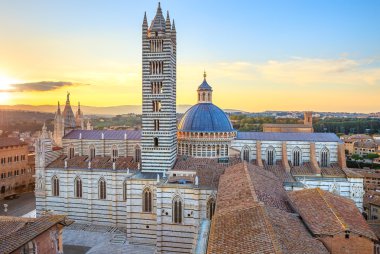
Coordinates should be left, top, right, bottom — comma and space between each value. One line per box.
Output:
141, 3, 177, 172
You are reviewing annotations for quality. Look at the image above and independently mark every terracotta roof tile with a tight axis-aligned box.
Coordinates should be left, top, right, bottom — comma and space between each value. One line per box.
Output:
288, 188, 377, 240
0, 215, 70, 254
0, 137, 27, 148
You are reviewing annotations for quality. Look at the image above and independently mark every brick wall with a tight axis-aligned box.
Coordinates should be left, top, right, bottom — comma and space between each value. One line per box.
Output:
319, 233, 374, 254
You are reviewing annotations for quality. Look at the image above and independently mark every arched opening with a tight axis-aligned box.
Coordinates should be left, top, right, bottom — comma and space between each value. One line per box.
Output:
207, 197, 216, 220
142, 187, 153, 213
74, 177, 82, 198
242, 146, 250, 162
52, 175, 59, 196
135, 145, 141, 163
89, 145, 95, 160
98, 178, 106, 200
112, 145, 118, 162
266, 146, 275, 166
173, 196, 183, 224
292, 147, 302, 166
320, 147, 330, 167
69, 145, 75, 159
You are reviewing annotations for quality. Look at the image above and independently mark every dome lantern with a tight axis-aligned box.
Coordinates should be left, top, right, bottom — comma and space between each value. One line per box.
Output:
197, 71, 213, 103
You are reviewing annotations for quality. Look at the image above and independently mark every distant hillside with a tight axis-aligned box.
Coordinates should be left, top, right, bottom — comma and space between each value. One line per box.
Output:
0, 104, 195, 115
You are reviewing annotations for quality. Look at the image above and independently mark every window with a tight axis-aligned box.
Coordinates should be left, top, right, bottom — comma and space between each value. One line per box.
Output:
112, 146, 118, 162
154, 137, 159, 147
151, 81, 163, 94
154, 119, 160, 131
123, 180, 128, 201
152, 100, 162, 112
242, 146, 250, 162
21, 241, 36, 254
150, 39, 163, 53
135, 145, 141, 163
142, 187, 152, 212
292, 147, 302, 167
74, 177, 82, 198
89, 145, 96, 160
320, 147, 330, 167
207, 197, 216, 220
98, 178, 106, 200
1, 186, 5, 194
69, 146, 75, 159
266, 146, 275, 165
173, 196, 183, 224
150, 61, 163, 75
52, 175, 59, 196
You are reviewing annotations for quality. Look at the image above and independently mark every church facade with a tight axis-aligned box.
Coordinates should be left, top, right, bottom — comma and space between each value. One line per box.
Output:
35, 3, 365, 253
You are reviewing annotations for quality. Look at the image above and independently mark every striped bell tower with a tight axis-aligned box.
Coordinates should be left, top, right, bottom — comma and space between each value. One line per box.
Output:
141, 3, 177, 172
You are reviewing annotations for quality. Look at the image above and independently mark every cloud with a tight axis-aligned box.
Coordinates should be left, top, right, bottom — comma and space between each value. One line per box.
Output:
1, 81, 89, 92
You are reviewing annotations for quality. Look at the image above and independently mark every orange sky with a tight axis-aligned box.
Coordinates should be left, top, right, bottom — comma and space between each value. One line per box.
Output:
0, 1, 379, 113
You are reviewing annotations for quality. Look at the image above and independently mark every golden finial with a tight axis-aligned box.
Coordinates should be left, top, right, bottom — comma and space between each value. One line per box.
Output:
203, 70, 207, 79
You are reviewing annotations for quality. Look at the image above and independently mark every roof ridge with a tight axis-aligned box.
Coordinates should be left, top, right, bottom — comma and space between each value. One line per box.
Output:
316, 188, 347, 231
259, 205, 284, 254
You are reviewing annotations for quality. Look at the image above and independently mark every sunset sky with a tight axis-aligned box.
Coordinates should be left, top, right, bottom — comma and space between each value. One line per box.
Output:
0, 0, 379, 112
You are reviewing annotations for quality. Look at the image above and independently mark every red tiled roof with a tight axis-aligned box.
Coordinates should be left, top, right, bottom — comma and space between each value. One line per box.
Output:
207, 162, 328, 254
288, 188, 377, 241
0, 215, 70, 254
0, 137, 27, 149
47, 155, 138, 170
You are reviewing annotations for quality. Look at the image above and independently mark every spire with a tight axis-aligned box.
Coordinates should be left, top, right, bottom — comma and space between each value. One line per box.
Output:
78, 102, 81, 114
203, 70, 207, 79
149, 2, 166, 32
143, 11, 148, 27
172, 19, 176, 31
66, 92, 71, 105
166, 11, 171, 31
57, 101, 61, 115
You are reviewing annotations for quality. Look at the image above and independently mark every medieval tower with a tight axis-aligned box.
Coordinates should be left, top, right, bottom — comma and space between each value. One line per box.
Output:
141, 3, 177, 172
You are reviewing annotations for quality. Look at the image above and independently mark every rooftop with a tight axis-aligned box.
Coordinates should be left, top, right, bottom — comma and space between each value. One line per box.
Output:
0, 137, 27, 149
63, 129, 141, 140
237, 132, 342, 143
288, 188, 377, 240
0, 215, 71, 254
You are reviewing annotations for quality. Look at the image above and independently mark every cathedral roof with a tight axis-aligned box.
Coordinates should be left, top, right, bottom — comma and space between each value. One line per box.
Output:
149, 2, 166, 32
63, 129, 141, 140
237, 132, 343, 143
178, 103, 234, 133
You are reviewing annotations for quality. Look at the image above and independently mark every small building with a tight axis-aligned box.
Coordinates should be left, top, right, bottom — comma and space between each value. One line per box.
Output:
0, 137, 35, 199
262, 111, 314, 133
0, 215, 72, 254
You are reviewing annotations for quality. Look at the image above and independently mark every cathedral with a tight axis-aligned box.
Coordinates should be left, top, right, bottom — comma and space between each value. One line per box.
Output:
34, 3, 367, 253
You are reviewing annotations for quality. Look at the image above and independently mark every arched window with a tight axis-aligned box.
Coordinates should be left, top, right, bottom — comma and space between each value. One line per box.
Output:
98, 178, 106, 200
173, 196, 183, 224
266, 146, 275, 166
112, 145, 118, 162
320, 147, 330, 167
207, 197, 216, 220
142, 187, 152, 212
123, 180, 128, 201
0, 186, 5, 194
69, 145, 75, 159
52, 175, 59, 196
242, 146, 250, 162
89, 145, 95, 160
74, 177, 82, 198
292, 147, 302, 167
154, 137, 159, 147
21, 241, 36, 254
135, 145, 141, 163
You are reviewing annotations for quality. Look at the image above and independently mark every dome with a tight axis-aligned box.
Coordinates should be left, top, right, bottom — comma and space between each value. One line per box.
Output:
178, 103, 234, 132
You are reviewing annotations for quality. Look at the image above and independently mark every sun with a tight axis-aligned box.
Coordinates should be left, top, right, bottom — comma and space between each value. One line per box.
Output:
0, 73, 20, 105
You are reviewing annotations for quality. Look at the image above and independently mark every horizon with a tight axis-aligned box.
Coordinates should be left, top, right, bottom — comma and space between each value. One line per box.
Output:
0, 0, 380, 112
